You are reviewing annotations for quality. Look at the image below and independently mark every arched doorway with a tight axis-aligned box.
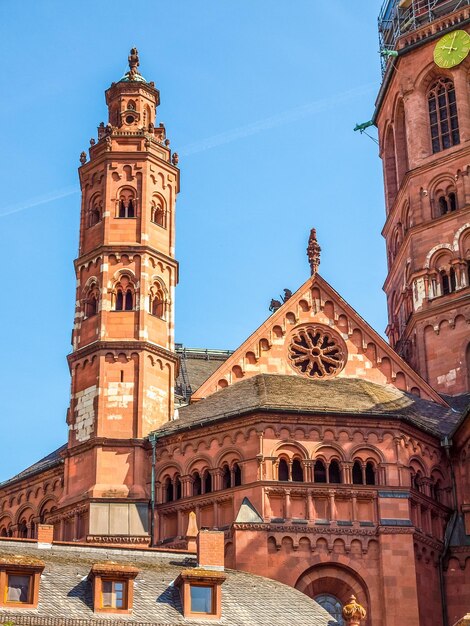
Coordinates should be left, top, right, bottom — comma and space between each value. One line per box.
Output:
295, 563, 370, 625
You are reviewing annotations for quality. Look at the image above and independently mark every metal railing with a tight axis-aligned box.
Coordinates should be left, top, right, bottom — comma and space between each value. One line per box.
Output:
378, 0, 470, 73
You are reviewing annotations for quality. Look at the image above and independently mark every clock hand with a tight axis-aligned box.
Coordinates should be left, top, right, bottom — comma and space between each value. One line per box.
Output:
447, 32, 458, 54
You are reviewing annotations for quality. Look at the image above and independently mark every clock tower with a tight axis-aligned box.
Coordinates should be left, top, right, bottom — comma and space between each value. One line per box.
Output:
376, 1, 470, 396
57, 49, 180, 542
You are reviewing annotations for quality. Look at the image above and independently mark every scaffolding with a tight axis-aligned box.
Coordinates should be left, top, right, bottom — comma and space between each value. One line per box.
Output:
378, 0, 470, 74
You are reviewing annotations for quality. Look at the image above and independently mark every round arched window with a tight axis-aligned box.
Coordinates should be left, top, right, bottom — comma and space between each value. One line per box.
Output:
288, 325, 346, 379
315, 594, 344, 625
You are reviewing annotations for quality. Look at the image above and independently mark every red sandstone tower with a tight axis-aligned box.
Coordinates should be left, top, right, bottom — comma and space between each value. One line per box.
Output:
377, 0, 470, 395
59, 49, 180, 540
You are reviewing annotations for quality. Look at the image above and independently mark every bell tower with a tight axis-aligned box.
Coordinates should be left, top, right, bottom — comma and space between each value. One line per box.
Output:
59, 49, 180, 541
376, 1, 470, 395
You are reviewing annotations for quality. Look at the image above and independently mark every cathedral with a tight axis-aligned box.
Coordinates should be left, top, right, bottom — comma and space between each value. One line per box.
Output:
1, 1, 470, 625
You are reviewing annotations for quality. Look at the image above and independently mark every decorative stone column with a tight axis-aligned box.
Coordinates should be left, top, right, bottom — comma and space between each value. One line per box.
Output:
342, 595, 367, 626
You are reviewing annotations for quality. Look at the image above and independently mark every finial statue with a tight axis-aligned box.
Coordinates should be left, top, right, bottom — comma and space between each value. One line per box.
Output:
342, 595, 367, 626
128, 47, 140, 78
307, 227, 321, 276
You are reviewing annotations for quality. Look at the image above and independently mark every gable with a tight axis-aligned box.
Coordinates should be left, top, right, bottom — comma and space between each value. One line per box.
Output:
191, 273, 447, 405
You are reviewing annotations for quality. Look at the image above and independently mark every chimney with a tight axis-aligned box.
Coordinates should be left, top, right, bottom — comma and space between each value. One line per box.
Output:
197, 530, 224, 571
37, 524, 54, 548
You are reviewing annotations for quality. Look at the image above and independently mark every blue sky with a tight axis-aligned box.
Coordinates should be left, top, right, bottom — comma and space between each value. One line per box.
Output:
0, 0, 386, 480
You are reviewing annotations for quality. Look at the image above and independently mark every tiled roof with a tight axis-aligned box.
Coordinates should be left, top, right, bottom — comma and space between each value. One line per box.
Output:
0, 445, 65, 489
0, 540, 332, 626
157, 374, 460, 438
175, 347, 232, 405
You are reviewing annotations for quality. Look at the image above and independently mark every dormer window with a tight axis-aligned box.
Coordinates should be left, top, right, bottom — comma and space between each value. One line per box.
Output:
89, 563, 138, 614
0, 555, 44, 609
175, 569, 226, 619
190, 584, 214, 614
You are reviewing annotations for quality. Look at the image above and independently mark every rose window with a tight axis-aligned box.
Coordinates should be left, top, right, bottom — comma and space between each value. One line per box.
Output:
288, 325, 346, 379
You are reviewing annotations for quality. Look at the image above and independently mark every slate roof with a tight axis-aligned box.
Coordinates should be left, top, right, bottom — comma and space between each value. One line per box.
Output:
158, 374, 461, 438
0, 540, 332, 626
175, 347, 232, 405
0, 445, 65, 489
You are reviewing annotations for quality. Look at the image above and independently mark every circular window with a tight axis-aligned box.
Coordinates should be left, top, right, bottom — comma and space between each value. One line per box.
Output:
287, 325, 346, 379
126, 115, 135, 124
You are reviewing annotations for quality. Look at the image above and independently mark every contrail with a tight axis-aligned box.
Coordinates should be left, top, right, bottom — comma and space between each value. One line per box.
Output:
178, 82, 377, 156
0, 185, 79, 218
0, 82, 376, 218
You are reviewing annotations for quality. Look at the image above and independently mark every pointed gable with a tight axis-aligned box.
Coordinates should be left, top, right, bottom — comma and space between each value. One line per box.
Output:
191, 273, 447, 405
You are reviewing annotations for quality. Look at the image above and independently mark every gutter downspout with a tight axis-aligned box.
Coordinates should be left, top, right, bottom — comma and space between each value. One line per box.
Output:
438, 436, 459, 626
149, 433, 159, 547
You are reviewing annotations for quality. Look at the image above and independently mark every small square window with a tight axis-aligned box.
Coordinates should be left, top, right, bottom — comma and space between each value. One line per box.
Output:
101, 580, 126, 609
6, 574, 31, 604
190, 584, 213, 614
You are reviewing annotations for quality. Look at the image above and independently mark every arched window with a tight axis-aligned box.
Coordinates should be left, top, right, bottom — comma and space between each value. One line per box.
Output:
88, 197, 102, 227
278, 458, 289, 481
412, 469, 422, 492
113, 275, 135, 311
222, 465, 231, 490
329, 460, 342, 484
384, 125, 398, 208
164, 477, 173, 503
84, 283, 99, 318
203, 470, 212, 494
315, 594, 344, 626
18, 521, 28, 538
192, 472, 202, 496
352, 460, 363, 485
438, 195, 448, 215
437, 188, 458, 216
151, 198, 166, 227
365, 461, 376, 485
314, 460, 327, 483
292, 459, 304, 482
0, 528, 7, 537
449, 192, 457, 212
450, 267, 457, 292
118, 189, 136, 218
175, 475, 182, 500
431, 478, 441, 502
149, 282, 165, 318
428, 78, 460, 154
233, 462, 242, 487
441, 270, 450, 295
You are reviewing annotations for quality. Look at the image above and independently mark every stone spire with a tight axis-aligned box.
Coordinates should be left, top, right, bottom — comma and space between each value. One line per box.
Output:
307, 228, 321, 276
342, 595, 367, 626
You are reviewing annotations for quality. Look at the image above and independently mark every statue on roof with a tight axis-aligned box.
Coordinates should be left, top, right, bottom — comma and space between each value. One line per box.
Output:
307, 228, 321, 277
128, 47, 140, 78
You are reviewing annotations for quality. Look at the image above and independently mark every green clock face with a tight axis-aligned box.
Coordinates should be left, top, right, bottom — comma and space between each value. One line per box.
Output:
434, 30, 470, 68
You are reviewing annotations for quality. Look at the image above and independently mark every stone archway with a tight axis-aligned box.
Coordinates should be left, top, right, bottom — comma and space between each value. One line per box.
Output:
295, 563, 370, 625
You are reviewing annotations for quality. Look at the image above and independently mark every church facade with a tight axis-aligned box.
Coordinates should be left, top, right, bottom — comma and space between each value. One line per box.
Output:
0, 2, 469, 626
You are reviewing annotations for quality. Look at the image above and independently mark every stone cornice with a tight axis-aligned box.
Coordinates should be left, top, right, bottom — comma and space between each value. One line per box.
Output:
154, 409, 442, 448
74, 244, 178, 273
67, 340, 178, 367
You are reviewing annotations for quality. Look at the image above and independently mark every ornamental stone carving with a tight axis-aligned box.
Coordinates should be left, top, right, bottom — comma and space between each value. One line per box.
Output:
287, 324, 347, 379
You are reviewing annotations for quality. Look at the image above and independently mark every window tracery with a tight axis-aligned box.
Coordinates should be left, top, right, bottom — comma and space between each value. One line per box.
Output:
151, 197, 166, 228
149, 281, 166, 318
288, 325, 346, 379
84, 283, 99, 318
118, 189, 136, 218
428, 78, 459, 153
112, 275, 135, 311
